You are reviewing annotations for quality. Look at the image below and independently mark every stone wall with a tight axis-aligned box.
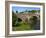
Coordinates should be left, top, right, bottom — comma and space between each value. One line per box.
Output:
15, 13, 40, 22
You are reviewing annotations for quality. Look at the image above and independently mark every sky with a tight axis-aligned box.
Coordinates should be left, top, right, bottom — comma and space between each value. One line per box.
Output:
12, 6, 40, 13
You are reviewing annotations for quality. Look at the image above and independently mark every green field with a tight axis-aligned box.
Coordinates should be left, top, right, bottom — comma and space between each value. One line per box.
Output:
12, 21, 35, 31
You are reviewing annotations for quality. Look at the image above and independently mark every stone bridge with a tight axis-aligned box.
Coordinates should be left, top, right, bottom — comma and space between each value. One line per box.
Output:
15, 13, 40, 22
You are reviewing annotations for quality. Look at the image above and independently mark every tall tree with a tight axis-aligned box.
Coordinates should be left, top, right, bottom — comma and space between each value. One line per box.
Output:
31, 10, 37, 13
12, 11, 18, 27
16, 11, 18, 13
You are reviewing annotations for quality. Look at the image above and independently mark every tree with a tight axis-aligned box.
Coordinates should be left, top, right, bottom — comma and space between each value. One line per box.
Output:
31, 10, 37, 13
16, 11, 18, 13
28, 10, 31, 13
20, 12, 24, 14
38, 10, 40, 13
12, 11, 18, 27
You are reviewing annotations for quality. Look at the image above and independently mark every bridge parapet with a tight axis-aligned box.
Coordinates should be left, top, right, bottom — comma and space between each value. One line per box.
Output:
15, 13, 40, 22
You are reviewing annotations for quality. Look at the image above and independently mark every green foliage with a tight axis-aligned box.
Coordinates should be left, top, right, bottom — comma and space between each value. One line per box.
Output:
16, 11, 18, 13
20, 12, 24, 14
31, 10, 37, 13
28, 11, 31, 13
15, 22, 21, 27
12, 11, 22, 27
38, 10, 40, 12
15, 10, 40, 14
15, 18, 22, 27
12, 11, 18, 27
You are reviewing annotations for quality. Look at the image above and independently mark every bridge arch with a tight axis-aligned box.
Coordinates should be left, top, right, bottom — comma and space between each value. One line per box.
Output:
15, 14, 40, 22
